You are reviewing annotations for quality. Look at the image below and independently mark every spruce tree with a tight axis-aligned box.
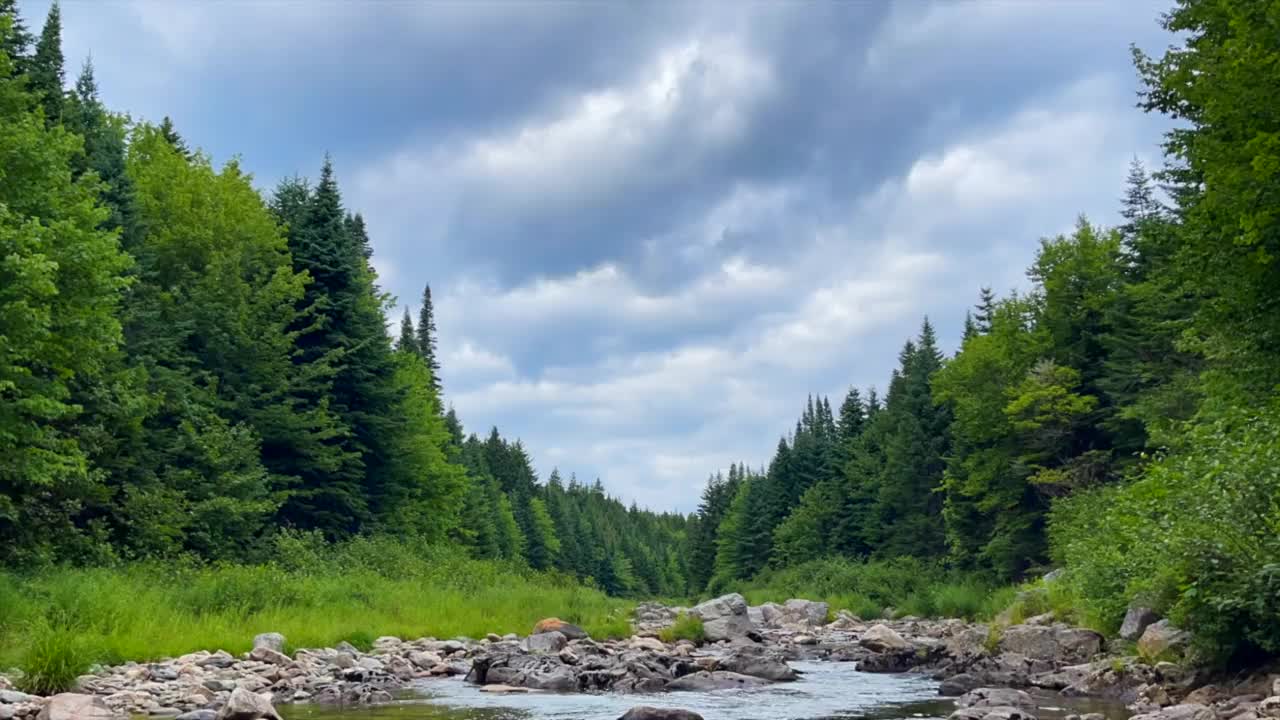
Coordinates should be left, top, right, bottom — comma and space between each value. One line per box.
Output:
397, 308, 418, 354
28, 1, 62, 125
0, 0, 33, 76
974, 287, 997, 333
416, 283, 442, 394
157, 116, 192, 160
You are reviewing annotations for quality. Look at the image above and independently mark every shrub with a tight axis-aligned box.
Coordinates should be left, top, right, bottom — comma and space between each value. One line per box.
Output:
659, 613, 706, 644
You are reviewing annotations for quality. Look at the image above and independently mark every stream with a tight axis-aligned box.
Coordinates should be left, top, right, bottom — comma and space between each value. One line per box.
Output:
279, 662, 1131, 720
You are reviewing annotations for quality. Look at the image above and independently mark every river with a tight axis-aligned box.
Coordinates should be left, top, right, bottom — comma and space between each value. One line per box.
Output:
279, 662, 1130, 720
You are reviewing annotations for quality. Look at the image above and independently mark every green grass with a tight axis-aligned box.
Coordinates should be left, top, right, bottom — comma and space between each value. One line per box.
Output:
738, 557, 1015, 622
658, 613, 706, 644
0, 535, 631, 693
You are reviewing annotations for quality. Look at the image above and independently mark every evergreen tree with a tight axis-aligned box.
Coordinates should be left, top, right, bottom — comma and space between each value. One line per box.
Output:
28, 1, 62, 125
416, 283, 442, 394
157, 116, 191, 160
397, 308, 418, 355
974, 287, 997, 334
0, 0, 32, 76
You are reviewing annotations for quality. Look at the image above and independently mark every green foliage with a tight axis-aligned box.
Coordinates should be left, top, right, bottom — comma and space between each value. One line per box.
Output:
1051, 406, 1280, 661
659, 613, 706, 645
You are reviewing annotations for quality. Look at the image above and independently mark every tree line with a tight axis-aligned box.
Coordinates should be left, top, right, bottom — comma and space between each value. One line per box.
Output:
0, 1, 690, 597
684, 0, 1279, 659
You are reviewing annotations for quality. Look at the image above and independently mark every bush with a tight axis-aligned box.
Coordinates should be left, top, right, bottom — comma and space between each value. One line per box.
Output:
659, 613, 706, 644
1050, 406, 1280, 662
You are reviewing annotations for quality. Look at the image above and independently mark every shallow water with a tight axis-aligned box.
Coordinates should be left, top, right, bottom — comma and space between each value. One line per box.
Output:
279, 662, 1130, 720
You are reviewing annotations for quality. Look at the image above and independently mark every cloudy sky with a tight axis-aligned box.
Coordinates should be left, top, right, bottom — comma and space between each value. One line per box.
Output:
38, 0, 1172, 512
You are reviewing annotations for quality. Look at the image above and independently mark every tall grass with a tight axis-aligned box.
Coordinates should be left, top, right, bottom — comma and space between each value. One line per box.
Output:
0, 534, 632, 693
740, 557, 1012, 622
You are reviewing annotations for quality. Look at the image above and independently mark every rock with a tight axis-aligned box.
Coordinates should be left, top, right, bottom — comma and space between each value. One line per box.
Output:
330, 652, 356, 669
957, 688, 1036, 711
1043, 569, 1064, 582
783, 599, 829, 627
793, 635, 818, 646
408, 651, 442, 670
1138, 620, 1190, 659
950, 707, 1037, 720
558, 649, 579, 665
690, 594, 754, 642
667, 671, 768, 692
630, 637, 666, 652
479, 685, 529, 694
251, 634, 285, 654
1120, 606, 1161, 641
617, 709, 704, 720
214, 689, 280, 720
1129, 704, 1215, 720
1258, 697, 1280, 719
999, 625, 1103, 664
940, 674, 984, 696
716, 651, 797, 682
246, 647, 290, 666
0, 692, 40, 705
532, 618, 589, 640
859, 624, 911, 652
0, 706, 14, 720
334, 641, 360, 655
486, 633, 502, 643
527, 631, 568, 654
38, 694, 121, 720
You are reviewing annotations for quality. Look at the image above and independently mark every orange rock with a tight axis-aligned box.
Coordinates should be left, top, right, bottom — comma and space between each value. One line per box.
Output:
532, 618, 588, 639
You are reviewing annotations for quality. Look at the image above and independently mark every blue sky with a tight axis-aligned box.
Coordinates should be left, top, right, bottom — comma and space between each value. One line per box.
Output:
39, 0, 1171, 512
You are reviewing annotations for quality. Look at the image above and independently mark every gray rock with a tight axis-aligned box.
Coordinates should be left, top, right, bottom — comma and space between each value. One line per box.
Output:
783, 599, 830, 627
1138, 620, 1190, 659
214, 689, 280, 720
251, 634, 285, 654
176, 712, 217, 720
527, 631, 568, 654
666, 671, 768, 692
1258, 697, 1280, 719
1120, 607, 1160, 641
690, 594, 755, 642
950, 707, 1037, 720
618, 708, 705, 720
716, 652, 797, 682
859, 624, 911, 652
957, 688, 1037, 710
0, 692, 39, 705
246, 647, 290, 666
0, 705, 14, 720
38, 694, 121, 720
330, 652, 356, 670
334, 642, 360, 655
524, 668, 576, 691
940, 674, 984, 696
999, 625, 1102, 664
1129, 704, 1215, 720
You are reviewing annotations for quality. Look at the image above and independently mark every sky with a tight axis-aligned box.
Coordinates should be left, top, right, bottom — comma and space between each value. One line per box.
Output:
36, 0, 1173, 513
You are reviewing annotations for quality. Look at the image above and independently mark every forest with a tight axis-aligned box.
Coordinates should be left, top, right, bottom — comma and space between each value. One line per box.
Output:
2, 0, 1279, 680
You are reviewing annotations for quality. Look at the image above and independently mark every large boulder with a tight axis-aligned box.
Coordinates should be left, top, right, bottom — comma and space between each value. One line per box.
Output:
1120, 607, 1160, 641
37, 695, 121, 720
783, 599, 830, 627
1257, 697, 1280, 719
214, 688, 281, 720
716, 651, 797, 682
533, 618, 589, 640
1129, 704, 1215, 720
859, 624, 911, 652
666, 671, 768, 692
999, 625, 1102, 664
957, 688, 1037, 711
950, 707, 1036, 720
1138, 620, 1190, 659
690, 594, 754, 642
618, 709, 704, 720
527, 631, 568, 654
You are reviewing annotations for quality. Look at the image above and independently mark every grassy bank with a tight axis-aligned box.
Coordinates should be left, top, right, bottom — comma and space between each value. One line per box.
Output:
735, 557, 1016, 622
0, 534, 632, 694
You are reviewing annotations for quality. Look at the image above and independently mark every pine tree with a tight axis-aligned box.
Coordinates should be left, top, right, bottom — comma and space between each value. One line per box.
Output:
397, 308, 418, 354
28, 2, 63, 125
0, 0, 33, 76
157, 116, 192, 160
416, 283, 442, 394
974, 287, 997, 334
65, 58, 137, 245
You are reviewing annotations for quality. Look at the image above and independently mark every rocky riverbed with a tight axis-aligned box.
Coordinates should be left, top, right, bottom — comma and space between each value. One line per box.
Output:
2, 594, 1278, 720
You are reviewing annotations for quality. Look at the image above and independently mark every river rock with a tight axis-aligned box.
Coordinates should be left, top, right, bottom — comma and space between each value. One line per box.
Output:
667, 671, 768, 692
0, 707, 17, 720
1120, 607, 1160, 641
999, 625, 1102, 664
533, 618, 589, 640
175, 712, 216, 720
214, 689, 280, 720
1257, 697, 1280, 719
940, 674, 985, 696
247, 647, 290, 666
958, 688, 1037, 711
691, 594, 754, 642
479, 685, 528, 694
860, 624, 911, 652
783, 599, 829, 627
1138, 621, 1190, 659
1130, 704, 1215, 720
630, 636, 666, 652
38, 694, 121, 720
251, 634, 285, 653
0, 692, 40, 705
618, 708, 705, 720
950, 707, 1037, 720
527, 631, 568, 654
716, 650, 797, 682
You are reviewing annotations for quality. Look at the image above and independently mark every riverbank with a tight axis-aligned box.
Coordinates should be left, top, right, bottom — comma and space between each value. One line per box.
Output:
4, 593, 1278, 720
